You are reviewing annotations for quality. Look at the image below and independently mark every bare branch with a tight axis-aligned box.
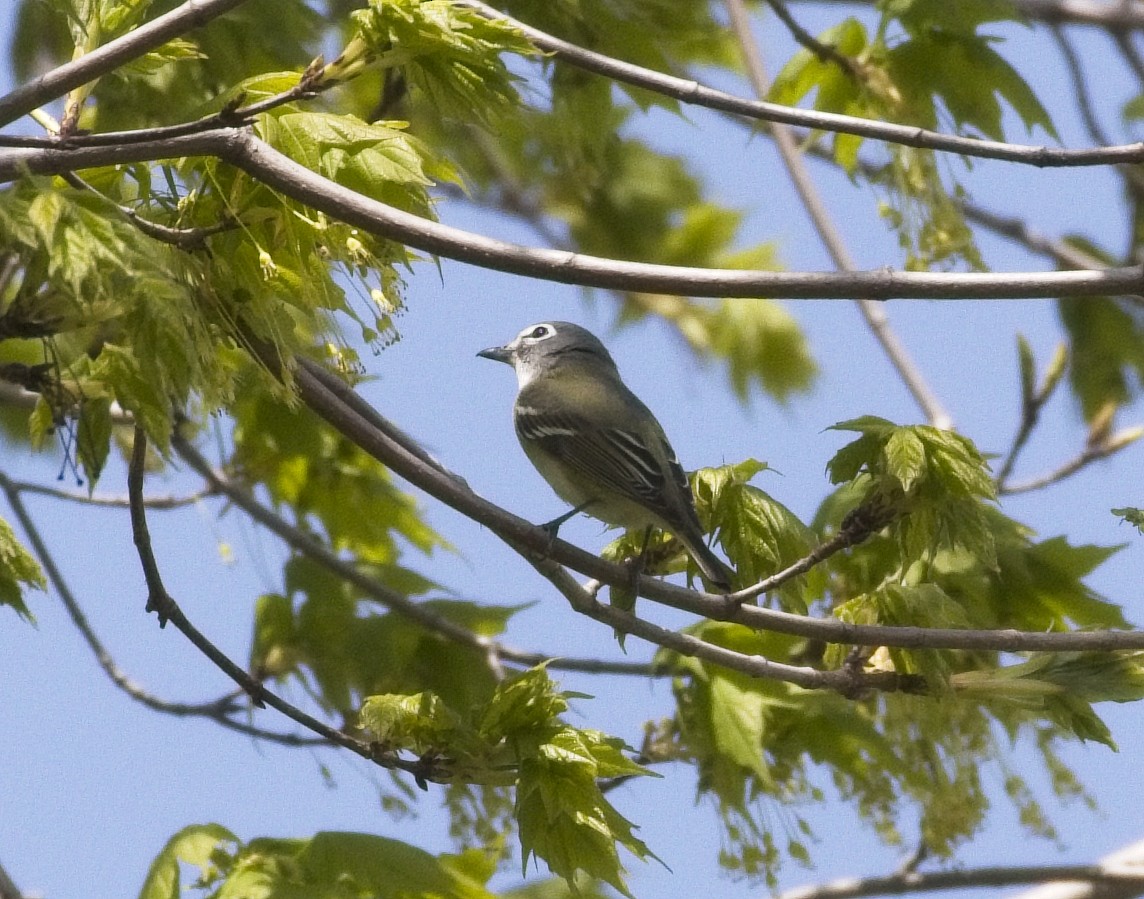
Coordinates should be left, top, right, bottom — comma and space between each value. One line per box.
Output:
126, 426, 455, 781
802, 0, 1144, 31
1013, 836, 1144, 899
1051, 25, 1113, 147
460, 0, 1144, 167
0, 0, 256, 129
1113, 30, 1144, 84
1001, 427, 1144, 494
8, 0, 1138, 167
281, 351, 1144, 655
0, 859, 25, 899
725, 0, 953, 429
7, 477, 212, 509
0, 469, 241, 715
761, 0, 865, 81
961, 201, 1115, 271
172, 428, 653, 678
3, 129, 1142, 300
779, 863, 1144, 899
61, 171, 236, 250
529, 556, 924, 696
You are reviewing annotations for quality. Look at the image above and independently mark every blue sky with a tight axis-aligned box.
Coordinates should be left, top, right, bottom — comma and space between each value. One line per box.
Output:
1, 5, 1143, 899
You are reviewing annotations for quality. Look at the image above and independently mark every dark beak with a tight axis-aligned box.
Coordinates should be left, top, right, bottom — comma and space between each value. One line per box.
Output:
477, 344, 512, 364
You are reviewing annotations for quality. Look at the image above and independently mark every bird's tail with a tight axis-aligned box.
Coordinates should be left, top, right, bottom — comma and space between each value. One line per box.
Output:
680, 534, 735, 593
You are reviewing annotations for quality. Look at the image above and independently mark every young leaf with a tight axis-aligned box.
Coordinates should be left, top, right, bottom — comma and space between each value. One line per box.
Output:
138, 823, 239, 899
693, 461, 817, 610
0, 516, 45, 620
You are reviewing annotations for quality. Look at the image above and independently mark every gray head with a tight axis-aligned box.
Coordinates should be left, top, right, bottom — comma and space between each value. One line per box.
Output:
478, 321, 617, 387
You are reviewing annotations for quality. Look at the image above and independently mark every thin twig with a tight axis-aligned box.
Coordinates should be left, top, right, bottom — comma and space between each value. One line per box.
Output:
763, 0, 864, 81
0, 0, 255, 128
282, 350, 1144, 654
7, 0, 1144, 167
1050, 25, 1112, 147
5, 129, 1143, 300
172, 429, 655, 678
1, 470, 332, 747
1000, 430, 1143, 494
61, 171, 236, 251
961, 201, 1113, 271
8, 477, 213, 509
0, 469, 241, 715
127, 427, 267, 701
1113, 30, 1144, 83
528, 554, 923, 697
725, 0, 953, 428
458, 0, 1144, 167
127, 426, 454, 780
777, 863, 1144, 899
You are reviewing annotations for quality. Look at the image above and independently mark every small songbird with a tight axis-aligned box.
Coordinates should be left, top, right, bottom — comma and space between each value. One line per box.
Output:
478, 321, 734, 592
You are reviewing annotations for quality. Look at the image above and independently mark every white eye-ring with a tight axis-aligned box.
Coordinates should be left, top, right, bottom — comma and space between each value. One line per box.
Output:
521, 323, 554, 342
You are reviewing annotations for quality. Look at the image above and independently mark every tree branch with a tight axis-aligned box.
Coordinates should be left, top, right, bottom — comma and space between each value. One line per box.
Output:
6, 476, 212, 509
125, 426, 456, 781
1012, 835, 1144, 899
9, 0, 1140, 167
802, 0, 1144, 31
1000, 426, 1144, 494
762, 0, 865, 81
3, 129, 1142, 300
725, 0, 953, 429
0, 471, 344, 747
0, 467, 233, 714
1050, 24, 1112, 147
171, 427, 654, 678
778, 863, 1144, 899
0, 0, 256, 129
281, 351, 1144, 655
460, 0, 1144, 167
0, 860, 24, 899
529, 555, 922, 696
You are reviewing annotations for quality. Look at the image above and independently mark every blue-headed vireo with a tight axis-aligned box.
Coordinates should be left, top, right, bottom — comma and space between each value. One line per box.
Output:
479, 321, 734, 592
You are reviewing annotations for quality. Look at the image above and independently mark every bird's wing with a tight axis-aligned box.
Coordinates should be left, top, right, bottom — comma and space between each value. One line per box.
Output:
515, 406, 672, 509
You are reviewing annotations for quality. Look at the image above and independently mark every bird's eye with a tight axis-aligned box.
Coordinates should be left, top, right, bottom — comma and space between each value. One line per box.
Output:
528, 325, 551, 340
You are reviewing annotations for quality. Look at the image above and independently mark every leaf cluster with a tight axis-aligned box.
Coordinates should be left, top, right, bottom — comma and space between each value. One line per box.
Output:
359, 665, 657, 896
769, 2, 1052, 270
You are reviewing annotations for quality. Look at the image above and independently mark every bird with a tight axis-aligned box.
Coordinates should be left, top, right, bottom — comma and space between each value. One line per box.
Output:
478, 321, 735, 592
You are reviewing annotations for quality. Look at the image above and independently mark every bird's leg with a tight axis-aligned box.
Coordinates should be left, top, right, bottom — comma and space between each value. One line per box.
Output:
624, 525, 653, 593
539, 501, 593, 550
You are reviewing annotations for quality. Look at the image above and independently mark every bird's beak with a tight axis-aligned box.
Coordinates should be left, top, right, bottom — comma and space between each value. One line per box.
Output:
477, 343, 513, 364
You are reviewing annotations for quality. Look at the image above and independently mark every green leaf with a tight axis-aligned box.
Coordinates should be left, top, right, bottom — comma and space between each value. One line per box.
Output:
478, 665, 573, 742
0, 516, 44, 620
885, 0, 1023, 34
883, 428, 926, 493
76, 395, 112, 486
358, 666, 655, 895
517, 727, 658, 898
221, 831, 496, 899
335, 0, 536, 125
958, 652, 1144, 749
1058, 296, 1144, 420
1113, 507, 1144, 535
682, 298, 817, 403
825, 417, 996, 567
267, 112, 448, 215
693, 461, 817, 609
138, 823, 238, 899
361, 691, 455, 753
888, 31, 1055, 140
